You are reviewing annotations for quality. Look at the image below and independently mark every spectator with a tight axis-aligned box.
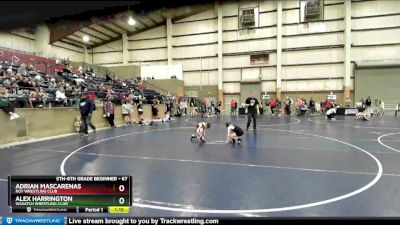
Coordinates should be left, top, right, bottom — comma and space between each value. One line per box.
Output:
152, 100, 159, 119
365, 96, 372, 108
122, 100, 132, 125
326, 106, 337, 120
231, 98, 237, 115
284, 96, 293, 116
127, 100, 134, 124
309, 98, 315, 115
105, 74, 112, 82
37, 88, 48, 108
79, 94, 96, 136
0, 88, 20, 120
103, 97, 115, 128
55, 88, 68, 106
379, 100, 384, 116
269, 98, 276, 115
28, 89, 38, 108
325, 99, 332, 110
137, 101, 144, 121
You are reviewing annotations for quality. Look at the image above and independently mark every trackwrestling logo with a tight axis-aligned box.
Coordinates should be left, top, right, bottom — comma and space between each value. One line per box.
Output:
2, 217, 65, 225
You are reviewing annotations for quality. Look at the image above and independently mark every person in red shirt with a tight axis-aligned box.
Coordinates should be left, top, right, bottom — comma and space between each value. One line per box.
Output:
269, 98, 276, 115
139, 82, 145, 92
325, 99, 332, 112
231, 98, 237, 115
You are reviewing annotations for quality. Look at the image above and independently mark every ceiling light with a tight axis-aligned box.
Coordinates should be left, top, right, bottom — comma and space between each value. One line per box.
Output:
128, 17, 136, 26
83, 35, 89, 42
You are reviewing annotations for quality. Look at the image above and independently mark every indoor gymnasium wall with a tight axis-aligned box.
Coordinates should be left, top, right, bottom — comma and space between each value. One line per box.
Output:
88, 0, 399, 104
280, 0, 348, 101
91, 39, 123, 65
172, 8, 219, 91
351, 0, 400, 62
128, 25, 168, 65
0, 31, 36, 53
0, 26, 84, 63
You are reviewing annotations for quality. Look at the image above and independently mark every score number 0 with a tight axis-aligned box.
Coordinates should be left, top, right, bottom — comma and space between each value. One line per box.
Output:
118, 184, 126, 205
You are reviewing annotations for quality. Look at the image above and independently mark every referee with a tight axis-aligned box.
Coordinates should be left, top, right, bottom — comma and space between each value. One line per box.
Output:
245, 92, 260, 131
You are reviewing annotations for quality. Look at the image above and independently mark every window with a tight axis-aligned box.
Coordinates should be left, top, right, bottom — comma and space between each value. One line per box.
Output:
300, 0, 324, 22
239, 7, 259, 29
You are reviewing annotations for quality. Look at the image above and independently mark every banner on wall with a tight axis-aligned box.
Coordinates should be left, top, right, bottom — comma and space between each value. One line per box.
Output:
327, 95, 337, 100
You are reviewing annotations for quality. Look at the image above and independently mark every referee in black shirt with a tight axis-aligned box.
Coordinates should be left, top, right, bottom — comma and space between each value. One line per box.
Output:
245, 92, 260, 131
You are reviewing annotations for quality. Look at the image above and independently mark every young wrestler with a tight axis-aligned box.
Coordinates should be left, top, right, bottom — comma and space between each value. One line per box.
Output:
355, 108, 372, 121
191, 121, 211, 143
225, 122, 243, 144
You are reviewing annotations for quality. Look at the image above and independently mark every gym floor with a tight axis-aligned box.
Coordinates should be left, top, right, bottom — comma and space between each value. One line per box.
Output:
1, 115, 400, 217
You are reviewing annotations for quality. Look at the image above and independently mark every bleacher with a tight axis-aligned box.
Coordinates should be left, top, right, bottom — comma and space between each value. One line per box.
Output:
0, 50, 164, 108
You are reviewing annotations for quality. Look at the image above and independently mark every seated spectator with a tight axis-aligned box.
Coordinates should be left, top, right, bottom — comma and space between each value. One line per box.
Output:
0, 88, 20, 120
55, 88, 68, 106
28, 89, 38, 108
16, 89, 28, 108
17, 63, 28, 76
37, 88, 48, 108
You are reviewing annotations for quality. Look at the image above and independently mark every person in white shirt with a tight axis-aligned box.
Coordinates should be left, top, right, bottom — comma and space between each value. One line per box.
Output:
326, 106, 337, 120
121, 100, 132, 125
55, 88, 68, 106
379, 100, 384, 116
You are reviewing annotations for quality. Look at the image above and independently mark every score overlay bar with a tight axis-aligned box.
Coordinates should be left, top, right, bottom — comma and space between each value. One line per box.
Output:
8, 176, 132, 213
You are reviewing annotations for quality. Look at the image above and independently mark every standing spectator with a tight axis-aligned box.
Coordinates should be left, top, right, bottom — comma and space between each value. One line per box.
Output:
395, 102, 400, 116
152, 100, 159, 119
0, 88, 20, 120
105, 74, 112, 82
190, 98, 196, 117
379, 100, 384, 116
231, 98, 237, 115
245, 92, 259, 131
325, 99, 332, 110
284, 96, 293, 116
79, 95, 96, 136
269, 98, 276, 115
360, 97, 365, 108
184, 100, 188, 115
127, 100, 134, 124
137, 101, 144, 121
122, 100, 132, 125
309, 98, 315, 115
103, 97, 115, 128
365, 96, 372, 108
